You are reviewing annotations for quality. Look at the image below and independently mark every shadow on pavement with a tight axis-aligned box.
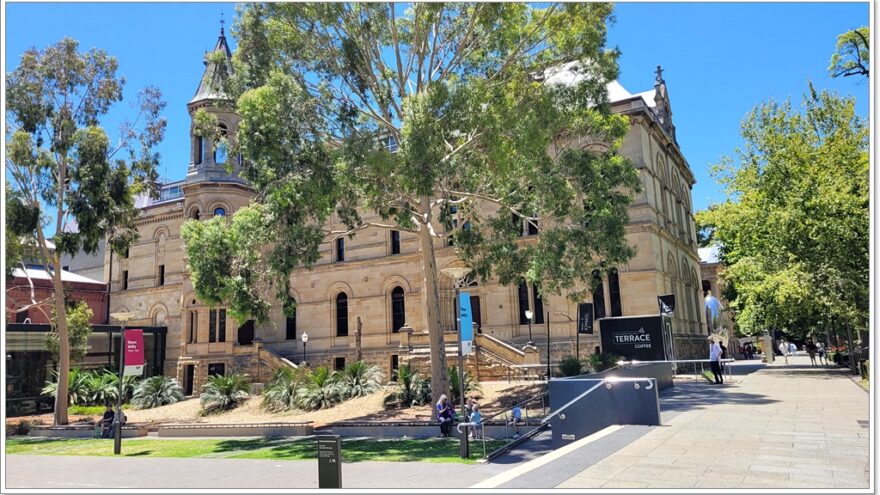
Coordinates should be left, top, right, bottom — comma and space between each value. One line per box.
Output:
488, 429, 554, 465
659, 382, 777, 413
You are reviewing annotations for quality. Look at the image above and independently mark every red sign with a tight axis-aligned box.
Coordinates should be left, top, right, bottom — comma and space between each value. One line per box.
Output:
124, 329, 145, 376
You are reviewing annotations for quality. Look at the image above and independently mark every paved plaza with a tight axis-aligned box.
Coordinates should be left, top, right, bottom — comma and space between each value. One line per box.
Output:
5, 355, 871, 490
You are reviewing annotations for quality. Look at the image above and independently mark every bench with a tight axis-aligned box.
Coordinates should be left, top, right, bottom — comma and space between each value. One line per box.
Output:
157, 422, 314, 438
29, 424, 148, 439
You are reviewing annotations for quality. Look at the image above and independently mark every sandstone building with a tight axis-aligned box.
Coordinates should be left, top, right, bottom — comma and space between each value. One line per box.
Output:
105, 29, 706, 393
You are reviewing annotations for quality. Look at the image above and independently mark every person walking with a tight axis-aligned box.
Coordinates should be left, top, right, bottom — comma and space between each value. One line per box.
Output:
511, 404, 523, 439
789, 341, 797, 356
470, 403, 483, 439
709, 337, 724, 384
807, 341, 818, 366
778, 341, 789, 364
817, 342, 828, 365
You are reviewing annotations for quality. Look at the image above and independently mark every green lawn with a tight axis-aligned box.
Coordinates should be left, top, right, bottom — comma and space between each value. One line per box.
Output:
6, 437, 505, 464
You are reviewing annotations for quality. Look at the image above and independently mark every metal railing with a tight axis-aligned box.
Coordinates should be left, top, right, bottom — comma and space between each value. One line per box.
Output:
474, 392, 548, 459
615, 359, 736, 381
481, 377, 656, 461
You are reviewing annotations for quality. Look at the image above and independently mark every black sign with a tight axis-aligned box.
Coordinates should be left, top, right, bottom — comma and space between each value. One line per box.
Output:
317, 434, 342, 488
577, 303, 594, 334
600, 315, 666, 361
658, 294, 676, 315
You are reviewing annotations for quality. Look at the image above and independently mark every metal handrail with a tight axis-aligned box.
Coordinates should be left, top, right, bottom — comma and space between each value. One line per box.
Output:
616, 358, 736, 381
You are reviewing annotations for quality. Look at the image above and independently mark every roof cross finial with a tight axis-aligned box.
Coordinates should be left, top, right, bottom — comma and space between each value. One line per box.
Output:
220, 12, 225, 36
655, 65, 664, 85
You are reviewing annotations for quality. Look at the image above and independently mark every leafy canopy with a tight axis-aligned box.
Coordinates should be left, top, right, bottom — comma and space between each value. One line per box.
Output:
697, 85, 868, 337
828, 26, 869, 79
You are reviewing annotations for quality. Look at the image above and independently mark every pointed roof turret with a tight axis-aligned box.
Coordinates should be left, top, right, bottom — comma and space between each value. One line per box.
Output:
189, 17, 234, 105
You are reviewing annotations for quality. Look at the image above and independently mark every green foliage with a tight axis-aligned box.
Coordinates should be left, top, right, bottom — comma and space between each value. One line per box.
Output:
829, 26, 869, 78
68, 404, 131, 416
42, 368, 92, 406
698, 86, 869, 338
261, 367, 306, 412
132, 376, 185, 409
296, 367, 341, 410
85, 370, 119, 406
337, 361, 384, 399
6, 37, 166, 424
384, 364, 431, 408
47, 301, 93, 362
447, 366, 481, 403
587, 352, 622, 373
200, 372, 251, 415
558, 355, 585, 377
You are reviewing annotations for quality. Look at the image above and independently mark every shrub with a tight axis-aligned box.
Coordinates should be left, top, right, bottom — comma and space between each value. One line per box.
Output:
587, 353, 623, 373
42, 368, 92, 405
200, 372, 251, 414
132, 376, 185, 409
701, 370, 716, 383
383, 364, 431, 408
338, 361, 384, 399
861, 360, 870, 380
558, 356, 584, 377
87, 370, 120, 406
262, 367, 306, 412
448, 366, 481, 403
296, 367, 340, 410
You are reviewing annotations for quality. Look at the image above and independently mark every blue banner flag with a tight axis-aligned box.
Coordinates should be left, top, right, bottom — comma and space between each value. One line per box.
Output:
459, 291, 474, 355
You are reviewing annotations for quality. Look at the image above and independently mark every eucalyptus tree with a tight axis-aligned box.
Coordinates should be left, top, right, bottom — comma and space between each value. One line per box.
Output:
183, 3, 640, 403
697, 85, 869, 337
829, 26, 869, 79
5, 38, 166, 424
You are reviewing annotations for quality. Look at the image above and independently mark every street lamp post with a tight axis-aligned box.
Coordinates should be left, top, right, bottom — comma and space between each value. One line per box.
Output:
525, 310, 535, 346
440, 266, 473, 460
546, 311, 551, 380
109, 311, 135, 455
301, 332, 309, 364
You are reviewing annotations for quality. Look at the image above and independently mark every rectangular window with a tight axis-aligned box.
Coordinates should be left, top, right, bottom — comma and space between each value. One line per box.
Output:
122, 270, 129, 290
390, 230, 401, 255
518, 281, 531, 325
532, 284, 545, 324
124, 247, 130, 258
15, 310, 28, 323
207, 363, 225, 377
188, 311, 197, 343
527, 218, 539, 236
209, 309, 217, 343
592, 271, 606, 320
390, 355, 399, 381
609, 269, 622, 317
286, 315, 296, 340
218, 309, 226, 342
62, 265, 70, 271
158, 265, 165, 286
335, 238, 345, 262
335, 357, 346, 371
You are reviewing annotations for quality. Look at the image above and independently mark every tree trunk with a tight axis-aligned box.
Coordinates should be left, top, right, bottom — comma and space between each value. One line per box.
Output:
417, 197, 449, 417
50, 253, 70, 426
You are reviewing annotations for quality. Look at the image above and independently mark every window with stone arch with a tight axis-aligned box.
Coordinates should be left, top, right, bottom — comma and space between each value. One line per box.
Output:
213, 207, 226, 217
657, 154, 669, 219
692, 268, 703, 332
390, 286, 405, 333
336, 292, 349, 337
214, 123, 228, 165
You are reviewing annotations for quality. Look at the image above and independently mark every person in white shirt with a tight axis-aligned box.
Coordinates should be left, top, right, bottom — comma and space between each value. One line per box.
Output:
778, 341, 789, 364
709, 339, 724, 384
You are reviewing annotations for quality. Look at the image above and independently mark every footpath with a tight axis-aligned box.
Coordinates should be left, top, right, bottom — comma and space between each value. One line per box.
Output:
478, 354, 871, 489
5, 355, 871, 490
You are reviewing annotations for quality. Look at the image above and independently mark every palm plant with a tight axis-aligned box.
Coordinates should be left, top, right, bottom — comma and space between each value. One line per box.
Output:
558, 355, 585, 377
338, 361, 384, 399
87, 370, 120, 406
42, 368, 92, 405
447, 366, 481, 403
296, 367, 341, 410
261, 367, 306, 412
383, 364, 431, 408
132, 376, 185, 409
587, 352, 623, 373
200, 372, 251, 415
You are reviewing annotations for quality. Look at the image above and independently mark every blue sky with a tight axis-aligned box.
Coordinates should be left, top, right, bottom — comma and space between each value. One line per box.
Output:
5, 2, 869, 212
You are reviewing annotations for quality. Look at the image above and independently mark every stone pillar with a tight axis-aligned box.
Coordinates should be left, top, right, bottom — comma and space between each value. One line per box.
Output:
399, 325, 413, 350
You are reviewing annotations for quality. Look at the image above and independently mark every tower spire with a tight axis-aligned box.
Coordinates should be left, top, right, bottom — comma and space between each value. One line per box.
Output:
220, 12, 225, 36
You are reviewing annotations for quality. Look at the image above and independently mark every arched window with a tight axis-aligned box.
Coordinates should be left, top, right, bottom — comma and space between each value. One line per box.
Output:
286, 300, 297, 340
190, 208, 200, 220
214, 124, 228, 164
214, 207, 226, 217
195, 136, 205, 164
391, 287, 405, 333
592, 270, 606, 319
532, 283, 544, 324
336, 293, 349, 337
609, 268, 622, 317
